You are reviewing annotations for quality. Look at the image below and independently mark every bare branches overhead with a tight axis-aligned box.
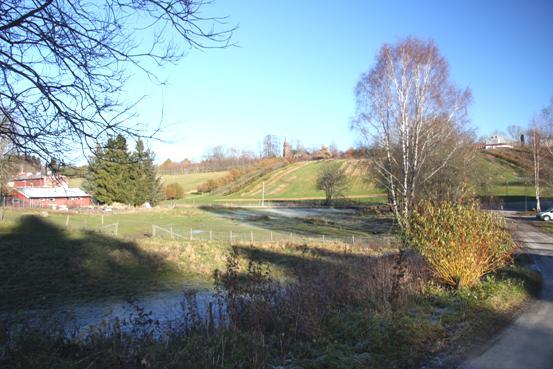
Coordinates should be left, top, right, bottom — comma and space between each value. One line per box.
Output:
0, 0, 234, 163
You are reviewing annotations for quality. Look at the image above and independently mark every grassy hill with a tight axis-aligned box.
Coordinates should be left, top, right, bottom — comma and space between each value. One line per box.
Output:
161, 171, 228, 194
171, 159, 385, 205
473, 147, 553, 197
68, 171, 229, 194
232, 159, 380, 199
71, 147, 551, 205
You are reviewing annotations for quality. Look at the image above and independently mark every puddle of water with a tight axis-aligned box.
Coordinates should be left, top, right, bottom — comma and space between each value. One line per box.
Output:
2, 289, 224, 338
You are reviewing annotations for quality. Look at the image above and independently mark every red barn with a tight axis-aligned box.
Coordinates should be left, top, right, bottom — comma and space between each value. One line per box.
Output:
9, 173, 68, 188
10, 187, 92, 209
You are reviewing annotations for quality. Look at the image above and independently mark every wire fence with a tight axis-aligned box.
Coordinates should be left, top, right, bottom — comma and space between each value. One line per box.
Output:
151, 224, 397, 248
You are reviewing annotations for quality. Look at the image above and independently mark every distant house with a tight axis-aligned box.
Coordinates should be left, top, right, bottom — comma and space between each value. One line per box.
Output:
9, 187, 91, 209
484, 135, 514, 149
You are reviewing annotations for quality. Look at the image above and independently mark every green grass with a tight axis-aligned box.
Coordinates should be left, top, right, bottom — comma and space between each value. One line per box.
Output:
233, 159, 380, 199
68, 177, 85, 188
0, 216, 186, 310
472, 150, 553, 197
1, 207, 278, 239
160, 171, 228, 193
67, 171, 228, 195
167, 159, 386, 205
0, 207, 395, 311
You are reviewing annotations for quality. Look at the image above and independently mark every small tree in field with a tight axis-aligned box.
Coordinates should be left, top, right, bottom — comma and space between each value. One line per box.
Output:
408, 200, 515, 289
316, 162, 348, 205
165, 183, 184, 200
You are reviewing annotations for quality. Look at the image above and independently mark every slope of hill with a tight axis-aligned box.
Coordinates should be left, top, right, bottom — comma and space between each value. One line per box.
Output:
161, 171, 228, 194
224, 159, 382, 201
472, 147, 552, 197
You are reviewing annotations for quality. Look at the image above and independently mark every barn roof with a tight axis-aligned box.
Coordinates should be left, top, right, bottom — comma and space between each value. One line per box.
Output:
16, 187, 90, 199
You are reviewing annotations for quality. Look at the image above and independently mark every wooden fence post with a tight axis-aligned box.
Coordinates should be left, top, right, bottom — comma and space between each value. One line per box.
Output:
190, 228, 193, 241
115, 223, 119, 236
101, 215, 104, 225
352, 235, 355, 245
152, 225, 156, 237
229, 230, 233, 243
65, 215, 69, 227
270, 231, 273, 241
250, 231, 253, 243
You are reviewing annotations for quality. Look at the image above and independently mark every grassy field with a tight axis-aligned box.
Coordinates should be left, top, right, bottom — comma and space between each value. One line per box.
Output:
67, 171, 229, 194
0, 206, 395, 311
160, 171, 228, 193
232, 160, 379, 198
71, 148, 549, 205
68, 177, 85, 188
473, 148, 553, 197
168, 159, 387, 205
0, 151, 546, 367
165, 150, 547, 206
0, 230, 540, 368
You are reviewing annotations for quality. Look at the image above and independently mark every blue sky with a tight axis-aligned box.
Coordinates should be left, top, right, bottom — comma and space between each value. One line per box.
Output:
123, 0, 553, 163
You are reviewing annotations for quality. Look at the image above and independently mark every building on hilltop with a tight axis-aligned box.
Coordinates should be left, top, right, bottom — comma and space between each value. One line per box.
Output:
484, 135, 514, 149
283, 138, 292, 158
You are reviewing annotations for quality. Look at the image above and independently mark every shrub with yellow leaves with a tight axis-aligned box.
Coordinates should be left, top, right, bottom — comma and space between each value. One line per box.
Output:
407, 199, 516, 288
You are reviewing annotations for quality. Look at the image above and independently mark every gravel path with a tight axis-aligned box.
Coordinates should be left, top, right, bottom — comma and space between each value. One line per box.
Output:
460, 219, 553, 369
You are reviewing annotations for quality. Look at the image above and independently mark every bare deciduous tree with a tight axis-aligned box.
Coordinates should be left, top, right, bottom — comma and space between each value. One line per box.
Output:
316, 162, 347, 205
0, 1, 234, 163
352, 38, 472, 230
529, 97, 553, 212
529, 125, 543, 212
507, 124, 524, 143
261, 134, 281, 158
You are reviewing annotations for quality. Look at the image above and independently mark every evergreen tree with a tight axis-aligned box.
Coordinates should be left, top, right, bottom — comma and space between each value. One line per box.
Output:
85, 135, 132, 204
85, 136, 161, 206
129, 139, 162, 206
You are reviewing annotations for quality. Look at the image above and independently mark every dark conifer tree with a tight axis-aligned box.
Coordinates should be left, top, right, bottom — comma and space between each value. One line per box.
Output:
86, 136, 161, 206
86, 135, 132, 204
130, 139, 162, 206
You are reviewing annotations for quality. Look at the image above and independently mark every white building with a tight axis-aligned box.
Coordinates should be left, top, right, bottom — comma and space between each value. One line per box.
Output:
484, 135, 514, 149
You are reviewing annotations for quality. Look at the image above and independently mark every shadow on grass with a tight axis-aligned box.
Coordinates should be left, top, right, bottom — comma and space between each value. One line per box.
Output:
0, 227, 547, 368
0, 216, 180, 311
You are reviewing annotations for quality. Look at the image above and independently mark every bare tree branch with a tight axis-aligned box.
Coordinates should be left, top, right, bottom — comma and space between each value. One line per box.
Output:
0, 0, 235, 166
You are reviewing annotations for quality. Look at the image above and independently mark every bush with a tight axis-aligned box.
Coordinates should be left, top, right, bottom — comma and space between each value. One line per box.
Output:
164, 182, 184, 199
407, 199, 515, 288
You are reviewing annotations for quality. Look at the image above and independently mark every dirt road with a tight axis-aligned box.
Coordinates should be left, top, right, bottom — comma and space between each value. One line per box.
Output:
460, 219, 553, 369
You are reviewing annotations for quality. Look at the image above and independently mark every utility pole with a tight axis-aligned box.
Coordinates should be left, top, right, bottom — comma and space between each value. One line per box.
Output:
261, 181, 265, 207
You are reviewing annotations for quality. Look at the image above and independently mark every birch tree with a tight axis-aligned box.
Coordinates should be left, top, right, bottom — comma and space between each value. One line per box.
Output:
529, 125, 542, 212
352, 38, 472, 230
529, 97, 553, 212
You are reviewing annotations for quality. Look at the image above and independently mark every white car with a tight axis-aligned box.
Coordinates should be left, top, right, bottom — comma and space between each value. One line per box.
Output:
537, 208, 553, 221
